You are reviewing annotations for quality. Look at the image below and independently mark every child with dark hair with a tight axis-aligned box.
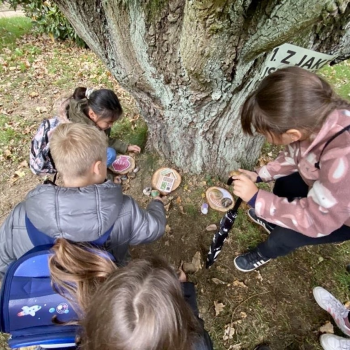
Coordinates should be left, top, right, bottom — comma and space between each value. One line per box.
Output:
230, 66, 350, 272
66, 87, 140, 175
49, 239, 213, 350
67, 87, 140, 154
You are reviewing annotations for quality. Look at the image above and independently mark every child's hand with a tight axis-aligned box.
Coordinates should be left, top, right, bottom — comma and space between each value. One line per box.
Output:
128, 145, 141, 153
238, 169, 258, 182
232, 173, 258, 202
177, 263, 187, 282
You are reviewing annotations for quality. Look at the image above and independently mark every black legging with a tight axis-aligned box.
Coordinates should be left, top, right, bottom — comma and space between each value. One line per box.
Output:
257, 173, 350, 259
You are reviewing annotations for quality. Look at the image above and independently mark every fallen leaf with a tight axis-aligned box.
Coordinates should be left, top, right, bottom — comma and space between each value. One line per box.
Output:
206, 224, 218, 231
223, 323, 235, 340
164, 203, 171, 211
29, 92, 39, 98
165, 225, 171, 234
319, 321, 334, 334
214, 301, 225, 316
232, 280, 248, 289
18, 160, 28, 168
240, 311, 247, 319
14, 170, 25, 178
183, 262, 196, 273
229, 344, 242, 350
179, 205, 185, 214
4, 149, 12, 158
36, 106, 48, 113
192, 251, 202, 271
254, 270, 263, 282
211, 278, 227, 285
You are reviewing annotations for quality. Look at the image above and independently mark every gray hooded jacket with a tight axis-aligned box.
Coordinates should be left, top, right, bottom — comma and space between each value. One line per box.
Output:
0, 180, 166, 278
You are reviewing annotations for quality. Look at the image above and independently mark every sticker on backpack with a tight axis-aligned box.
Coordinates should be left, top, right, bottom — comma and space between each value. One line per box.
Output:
17, 305, 42, 317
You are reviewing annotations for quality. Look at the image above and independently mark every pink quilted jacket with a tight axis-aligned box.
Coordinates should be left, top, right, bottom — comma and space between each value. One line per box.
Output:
256, 109, 350, 237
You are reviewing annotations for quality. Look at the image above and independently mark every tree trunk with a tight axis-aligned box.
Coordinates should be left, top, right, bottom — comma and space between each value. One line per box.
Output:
54, 0, 350, 175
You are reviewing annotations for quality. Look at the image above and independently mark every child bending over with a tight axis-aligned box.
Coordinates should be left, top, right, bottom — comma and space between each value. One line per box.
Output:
49, 239, 213, 350
0, 123, 165, 278
231, 67, 350, 272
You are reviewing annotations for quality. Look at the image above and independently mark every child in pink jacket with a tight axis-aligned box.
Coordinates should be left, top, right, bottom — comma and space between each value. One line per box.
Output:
232, 67, 350, 272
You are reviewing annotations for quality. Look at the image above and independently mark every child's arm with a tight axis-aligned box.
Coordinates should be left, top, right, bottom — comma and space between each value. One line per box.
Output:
126, 197, 166, 245
257, 144, 299, 182
0, 204, 23, 278
254, 143, 350, 237
108, 137, 129, 154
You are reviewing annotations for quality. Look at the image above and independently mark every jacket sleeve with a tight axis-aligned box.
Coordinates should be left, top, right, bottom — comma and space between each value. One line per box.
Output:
257, 143, 299, 182
255, 139, 350, 237
128, 199, 166, 245
108, 136, 129, 154
0, 204, 22, 278
182, 282, 214, 350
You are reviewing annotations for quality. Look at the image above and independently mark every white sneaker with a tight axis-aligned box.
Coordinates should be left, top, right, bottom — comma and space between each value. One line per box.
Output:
320, 334, 350, 350
313, 287, 350, 336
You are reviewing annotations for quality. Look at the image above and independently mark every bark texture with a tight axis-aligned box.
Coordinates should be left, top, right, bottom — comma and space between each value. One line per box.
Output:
54, 0, 350, 175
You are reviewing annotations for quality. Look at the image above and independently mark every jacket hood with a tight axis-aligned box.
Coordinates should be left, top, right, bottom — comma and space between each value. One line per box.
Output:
68, 98, 96, 126
25, 181, 123, 242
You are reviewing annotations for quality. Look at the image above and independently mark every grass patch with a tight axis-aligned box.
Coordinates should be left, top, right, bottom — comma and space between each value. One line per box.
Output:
233, 208, 264, 249
320, 60, 350, 101
111, 116, 148, 150
0, 17, 32, 50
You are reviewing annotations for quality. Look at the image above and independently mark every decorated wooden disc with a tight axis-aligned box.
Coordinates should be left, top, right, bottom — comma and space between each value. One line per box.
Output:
152, 168, 181, 195
109, 155, 135, 174
206, 187, 235, 212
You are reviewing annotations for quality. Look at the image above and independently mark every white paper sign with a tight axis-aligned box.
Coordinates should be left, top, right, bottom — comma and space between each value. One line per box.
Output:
261, 43, 336, 79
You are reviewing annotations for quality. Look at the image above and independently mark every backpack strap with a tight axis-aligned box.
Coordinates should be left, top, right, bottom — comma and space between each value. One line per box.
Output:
314, 125, 350, 169
25, 215, 55, 246
25, 215, 114, 247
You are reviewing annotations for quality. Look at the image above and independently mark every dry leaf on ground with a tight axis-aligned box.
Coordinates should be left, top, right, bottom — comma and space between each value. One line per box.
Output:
232, 280, 248, 289
214, 301, 225, 316
211, 278, 227, 285
223, 323, 235, 340
240, 311, 247, 319
319, 321, 334, 334
192, 251, 202, 271
206, 224, 218, 231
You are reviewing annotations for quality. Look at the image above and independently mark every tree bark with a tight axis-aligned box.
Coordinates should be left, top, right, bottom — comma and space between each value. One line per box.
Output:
54, 0, 350, 175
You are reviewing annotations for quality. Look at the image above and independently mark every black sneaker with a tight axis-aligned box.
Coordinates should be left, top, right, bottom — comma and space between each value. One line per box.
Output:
234, 248, 271, 272
247, 208, 275, 234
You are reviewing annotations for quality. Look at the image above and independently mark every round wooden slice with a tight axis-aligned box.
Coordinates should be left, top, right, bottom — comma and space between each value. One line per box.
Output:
206, 187, 235, 212
109, 155, 135, 174
152, 168, 181, 195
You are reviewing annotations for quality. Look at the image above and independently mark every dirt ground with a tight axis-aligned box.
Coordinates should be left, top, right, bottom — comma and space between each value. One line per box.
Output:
1, 30, 350, 350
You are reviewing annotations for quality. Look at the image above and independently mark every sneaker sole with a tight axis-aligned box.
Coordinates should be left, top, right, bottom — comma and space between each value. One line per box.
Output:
247, 210, 272, 234
233, 257, 271, 272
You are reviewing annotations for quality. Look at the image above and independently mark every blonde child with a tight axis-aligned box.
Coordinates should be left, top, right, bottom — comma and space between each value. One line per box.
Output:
0, 123, 165, 277
231, 67, 350, 272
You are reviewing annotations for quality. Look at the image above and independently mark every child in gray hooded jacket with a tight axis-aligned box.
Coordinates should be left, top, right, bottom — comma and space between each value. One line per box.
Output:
0, 123, 166, 278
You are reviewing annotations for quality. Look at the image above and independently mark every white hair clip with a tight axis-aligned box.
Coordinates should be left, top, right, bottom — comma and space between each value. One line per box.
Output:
85, 87, 95, 100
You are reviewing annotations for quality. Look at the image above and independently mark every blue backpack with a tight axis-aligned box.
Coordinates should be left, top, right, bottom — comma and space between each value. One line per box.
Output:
0, 216, 115, 349
0, 245, 79, 349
